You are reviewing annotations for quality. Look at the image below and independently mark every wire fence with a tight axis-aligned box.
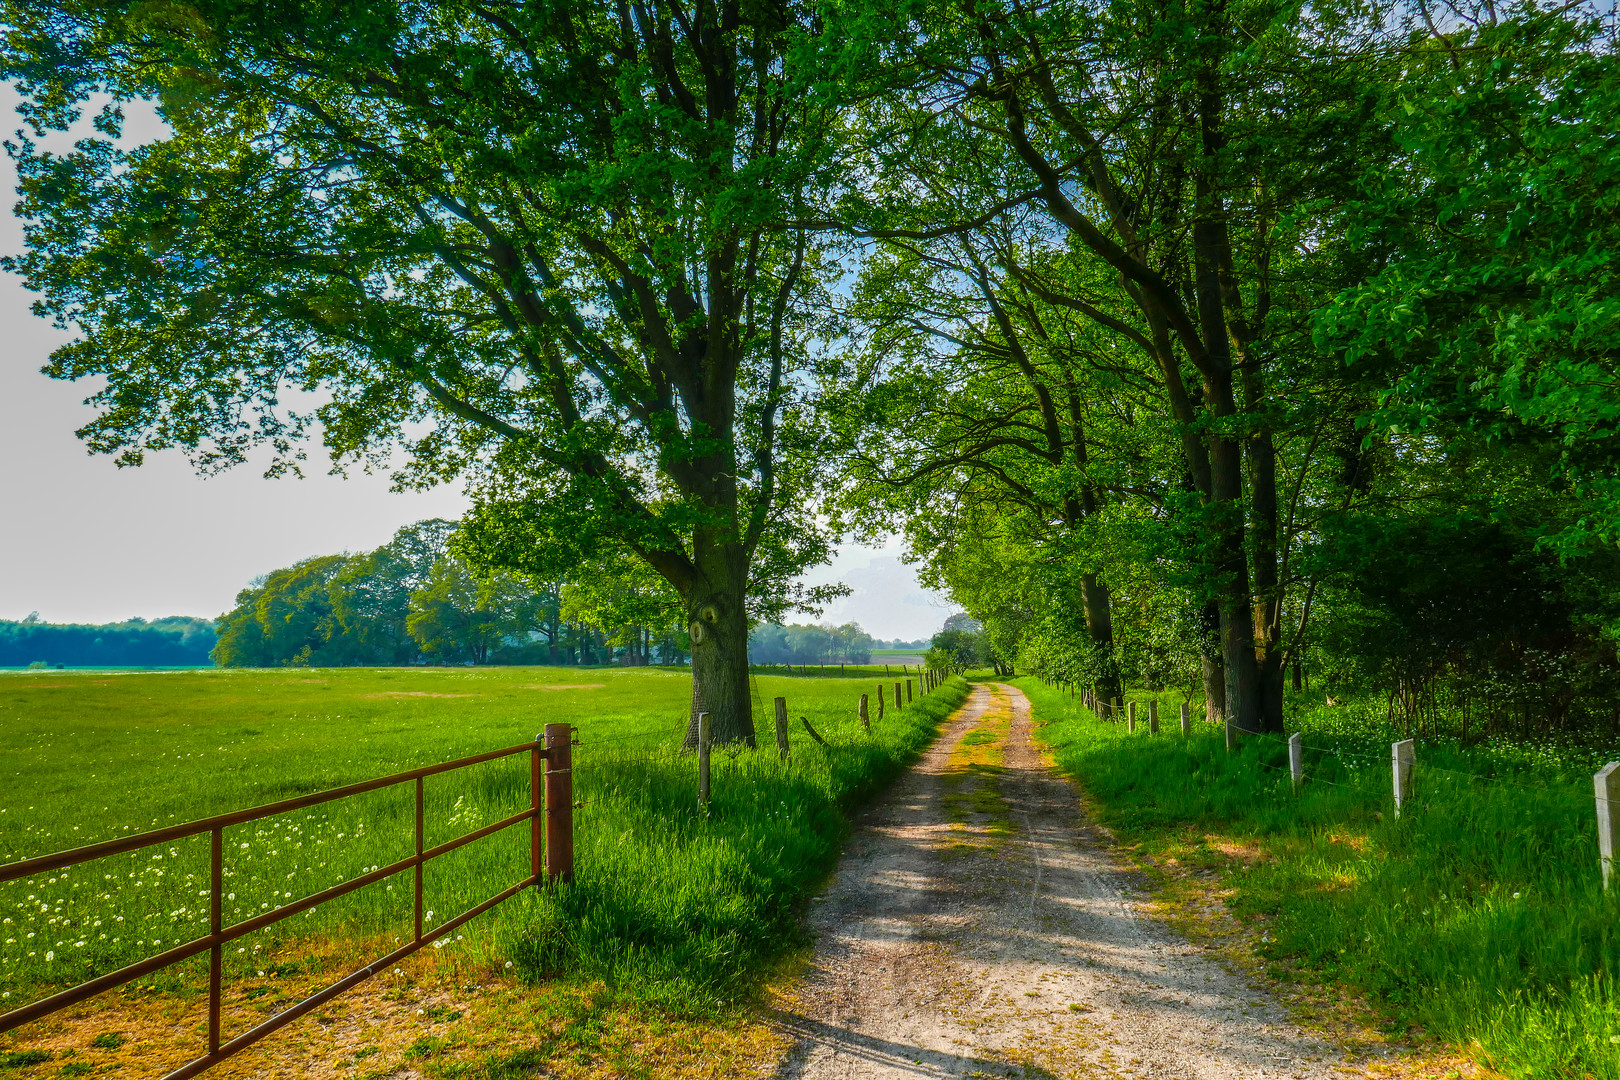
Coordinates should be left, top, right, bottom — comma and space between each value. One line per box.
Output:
1050, 681, 1619, 878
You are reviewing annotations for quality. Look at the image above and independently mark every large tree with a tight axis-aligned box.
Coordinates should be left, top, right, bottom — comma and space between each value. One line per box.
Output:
835, 0, 1398, 733
4, 0, 846, 744
839, 229, 1169, 706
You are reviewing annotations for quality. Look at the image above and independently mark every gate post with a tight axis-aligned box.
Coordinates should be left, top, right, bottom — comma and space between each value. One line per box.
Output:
545, 723, 574, 882
530, 737, 543, 887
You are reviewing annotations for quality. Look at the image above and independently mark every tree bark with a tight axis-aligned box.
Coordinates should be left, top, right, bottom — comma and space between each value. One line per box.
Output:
1247, 426, 1286, 733
679, 526, 757, 749
1081, 571, 1122, 703
1199, 601, 1226, 722
1192, 60, 1263, 738
683, 601, 754, 748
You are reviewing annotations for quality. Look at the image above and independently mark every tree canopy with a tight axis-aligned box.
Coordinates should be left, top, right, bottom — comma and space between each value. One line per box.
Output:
5, 0, 1618, 744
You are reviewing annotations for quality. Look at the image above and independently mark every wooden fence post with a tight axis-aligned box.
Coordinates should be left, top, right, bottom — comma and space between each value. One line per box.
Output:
1597, 762, 1620, 890
894, 681, 902, 710
1110, 697, 1120, 722
1392, 738, 1414, 816
529, 736, 541, 895
1289, 733, 1303, 791
697, 713, 712, 808
1127, 701, 1137, 733
876, 683, 885, 720
1180, 703, 1191, 737
545, 722, 574, 881
859, 693, 870, 733
1225, 719, 1235, 752
774, 697, 790, 760
906, 679, 913, 703
1149, 700, 1159, 735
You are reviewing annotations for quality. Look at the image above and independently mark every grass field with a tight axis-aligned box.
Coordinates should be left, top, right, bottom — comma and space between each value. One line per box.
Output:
1015, 676, 1620, 1080
0, 666, 968, 1022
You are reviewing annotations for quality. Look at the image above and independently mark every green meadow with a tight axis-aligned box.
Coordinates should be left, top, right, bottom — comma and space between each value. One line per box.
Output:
1016, 677, 1620, 1080
0, 666, 968, 1013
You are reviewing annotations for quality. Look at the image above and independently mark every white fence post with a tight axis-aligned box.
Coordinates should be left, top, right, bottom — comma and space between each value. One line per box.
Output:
1149, 700, 1160, 735
1597, 762, 1620, 890
1180, 702, 1191, 737
1288, 733, 1303, 791
1128, 701, 1137, 733
1392, 739, 1414, 816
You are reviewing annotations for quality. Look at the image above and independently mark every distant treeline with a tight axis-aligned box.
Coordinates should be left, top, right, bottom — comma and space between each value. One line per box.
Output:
216, 519, 907, 670
0, 615, 217, 668
749, 622, 875, 665
214, 519, 693, 668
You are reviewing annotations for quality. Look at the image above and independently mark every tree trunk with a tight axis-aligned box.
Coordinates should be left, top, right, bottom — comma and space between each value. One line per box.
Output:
1244, 389, 1286, 732
679, 530, 756, 749
1202, 374, 1261, 735
1198, 600, 1225, 723
1202, 654, 1226, 723
1081, 571, 1123, 703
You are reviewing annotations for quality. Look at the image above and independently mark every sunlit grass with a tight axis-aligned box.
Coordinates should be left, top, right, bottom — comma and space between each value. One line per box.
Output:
1015, 676, 1620, 1080
0, 666, 969, 1014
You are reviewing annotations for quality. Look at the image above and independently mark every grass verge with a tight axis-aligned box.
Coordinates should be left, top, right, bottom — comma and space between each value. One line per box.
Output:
1013, 676, 1620, 1080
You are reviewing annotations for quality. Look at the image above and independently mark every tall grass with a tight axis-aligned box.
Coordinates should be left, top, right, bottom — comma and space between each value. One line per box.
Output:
1015, 676, 1620, 1079
0, 666, 968, 1012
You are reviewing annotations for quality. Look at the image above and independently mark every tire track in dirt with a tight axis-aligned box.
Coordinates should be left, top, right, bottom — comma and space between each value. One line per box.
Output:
773, 682, 1344, 1080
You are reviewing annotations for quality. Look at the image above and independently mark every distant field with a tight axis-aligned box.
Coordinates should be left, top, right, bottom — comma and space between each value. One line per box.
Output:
0, 665, 965, 1013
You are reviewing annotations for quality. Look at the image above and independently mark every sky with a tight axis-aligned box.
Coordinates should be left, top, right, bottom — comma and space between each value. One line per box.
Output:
0, 88, 951, 642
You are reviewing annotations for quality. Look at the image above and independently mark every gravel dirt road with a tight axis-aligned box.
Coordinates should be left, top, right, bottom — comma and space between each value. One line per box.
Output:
774, 682, 1346, 1080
